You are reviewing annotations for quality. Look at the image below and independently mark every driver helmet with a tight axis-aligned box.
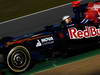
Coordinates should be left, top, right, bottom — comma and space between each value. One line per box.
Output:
62, 16, 72, 24
62, 16, 70, 21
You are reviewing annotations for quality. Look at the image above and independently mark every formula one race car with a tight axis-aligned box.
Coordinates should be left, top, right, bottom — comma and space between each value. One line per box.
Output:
0, 1, 100, 73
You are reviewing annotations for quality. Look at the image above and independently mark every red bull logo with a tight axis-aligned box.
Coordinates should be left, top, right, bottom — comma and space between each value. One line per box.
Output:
68, 26, 100, 39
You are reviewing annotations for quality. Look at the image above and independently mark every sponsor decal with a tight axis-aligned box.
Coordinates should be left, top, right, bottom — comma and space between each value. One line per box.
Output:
41, 37, 54, 43
36, 40, 42, 47
68, 26, 100, 39
36, 37, 54, 47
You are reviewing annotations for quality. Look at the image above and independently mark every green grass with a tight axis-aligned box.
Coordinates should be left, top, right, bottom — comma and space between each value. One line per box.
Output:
22, 49, 100, 75
2, 48, 100, 75
0, 0, 74, 22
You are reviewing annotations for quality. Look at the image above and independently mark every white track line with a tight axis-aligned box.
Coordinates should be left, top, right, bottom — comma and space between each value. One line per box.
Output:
0, 3, 71, 24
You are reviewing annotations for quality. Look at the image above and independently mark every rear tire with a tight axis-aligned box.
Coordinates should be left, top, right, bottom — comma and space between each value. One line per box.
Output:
7, 46, 31, 72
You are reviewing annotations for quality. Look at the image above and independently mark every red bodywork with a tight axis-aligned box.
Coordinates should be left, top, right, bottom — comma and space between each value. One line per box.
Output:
72, 1, 81, 7
85, 2, 100, 23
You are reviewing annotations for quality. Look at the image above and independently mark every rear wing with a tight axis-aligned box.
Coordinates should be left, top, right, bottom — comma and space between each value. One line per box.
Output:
88, 2, 100, 16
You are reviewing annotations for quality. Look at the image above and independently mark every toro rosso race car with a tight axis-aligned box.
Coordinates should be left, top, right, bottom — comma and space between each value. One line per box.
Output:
0, 1, 100, 73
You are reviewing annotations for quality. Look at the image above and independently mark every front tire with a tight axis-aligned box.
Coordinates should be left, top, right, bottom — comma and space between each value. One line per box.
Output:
7, 46, 31, 72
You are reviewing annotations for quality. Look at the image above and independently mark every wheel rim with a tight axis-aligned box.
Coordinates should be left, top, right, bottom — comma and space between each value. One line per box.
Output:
11, 50, 27, 68
7, 46, 31, 72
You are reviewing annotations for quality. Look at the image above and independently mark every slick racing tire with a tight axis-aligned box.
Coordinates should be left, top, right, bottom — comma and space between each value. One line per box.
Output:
7, 46, 31, 72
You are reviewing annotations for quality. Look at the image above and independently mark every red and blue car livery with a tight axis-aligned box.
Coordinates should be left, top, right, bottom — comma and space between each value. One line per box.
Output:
0, 1, 99, 73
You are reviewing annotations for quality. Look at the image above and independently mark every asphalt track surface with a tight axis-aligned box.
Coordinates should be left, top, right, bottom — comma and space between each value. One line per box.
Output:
0, 0, 89, 37
0, 3, 72, 37
34, 55, 100, 75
